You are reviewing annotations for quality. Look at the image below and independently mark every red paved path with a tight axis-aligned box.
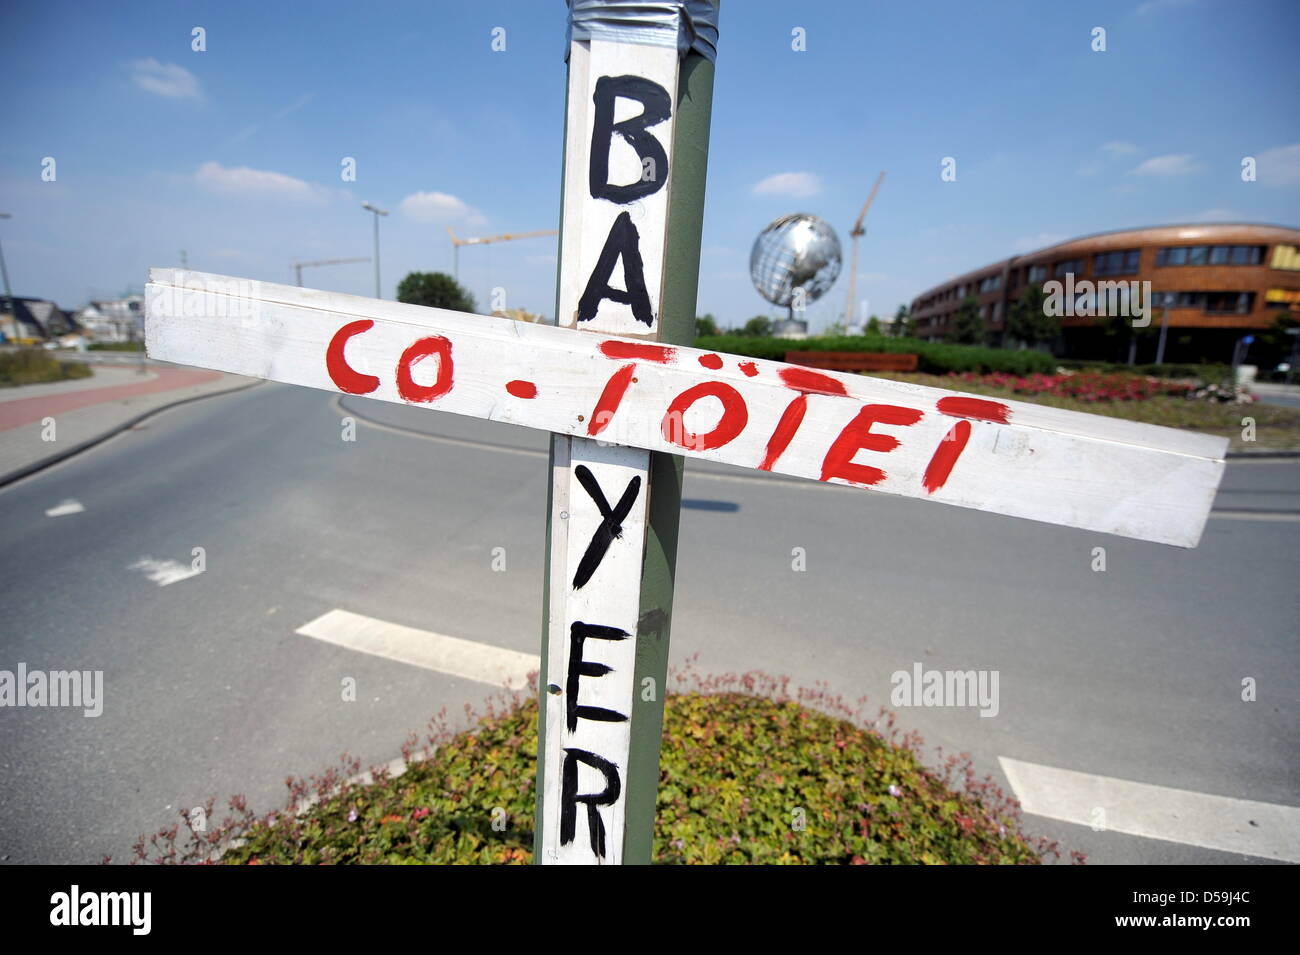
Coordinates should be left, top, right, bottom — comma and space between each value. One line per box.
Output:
0, 367, 222, 432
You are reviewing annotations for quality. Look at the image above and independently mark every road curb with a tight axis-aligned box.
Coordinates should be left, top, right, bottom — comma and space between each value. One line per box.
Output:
1225, 449, 1300, 460
0, 378, 262, 489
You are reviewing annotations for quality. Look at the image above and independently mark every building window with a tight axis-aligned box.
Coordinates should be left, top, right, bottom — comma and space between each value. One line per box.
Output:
979, 275, 1000, 293
1158, 244, 1265, 267
1204, 291, 1253, 314
1028, 264, 1047, 283
1054, 258, 1082, 278
1094, 249, 1140, 276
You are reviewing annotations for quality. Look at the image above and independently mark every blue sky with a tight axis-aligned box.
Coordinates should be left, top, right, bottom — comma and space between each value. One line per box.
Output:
2, 0, 1298, 333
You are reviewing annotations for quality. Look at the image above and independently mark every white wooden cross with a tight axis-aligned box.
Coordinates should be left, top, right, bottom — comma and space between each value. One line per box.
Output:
143, 1, 1226, 865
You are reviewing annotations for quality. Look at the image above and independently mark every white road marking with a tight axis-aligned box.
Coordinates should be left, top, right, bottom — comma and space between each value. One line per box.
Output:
296, 609, 539, 690
45, 499, 85, 517
129, 556, 203, 587
999, 756, 1300, 862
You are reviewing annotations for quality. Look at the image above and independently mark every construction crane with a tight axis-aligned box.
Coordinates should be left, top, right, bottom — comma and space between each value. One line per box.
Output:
447, 227, 558, 281
844, 170, 885, 329
293, 257, 370, 287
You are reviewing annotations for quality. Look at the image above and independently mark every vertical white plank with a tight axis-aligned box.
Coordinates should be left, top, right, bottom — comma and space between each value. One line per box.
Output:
540, 36, 682, 864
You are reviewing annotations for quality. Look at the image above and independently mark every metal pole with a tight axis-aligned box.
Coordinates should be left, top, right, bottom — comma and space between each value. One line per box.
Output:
295, 264, 303, 287
534, 4, 717, 866
1155, 300, 1170, 365
620, 46, 714, 865
0, 214, 14, 336
373, 212, 381, 298
362, 203, 387, 298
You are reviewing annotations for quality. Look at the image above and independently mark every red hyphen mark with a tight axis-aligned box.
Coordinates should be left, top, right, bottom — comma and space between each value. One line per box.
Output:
698, 353, 723, 370
506, 380, 537, 399
589, 363, 636, 436
738, 361, 758, 377
326, 320, 380, 395
759, 394, 808, 471
820, 404, 923, 486
778, 367, 848, 396
922, 420, 972, 493
936, 396, 1010, 423
395, 336, 454, 403
662, 382, 749, 451
599, 340, 675, 363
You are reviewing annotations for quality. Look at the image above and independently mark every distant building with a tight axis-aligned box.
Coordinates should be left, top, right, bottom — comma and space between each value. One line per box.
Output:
908, 223, 1300, 363
0, 297, 78, 343
76, 295, 144, 342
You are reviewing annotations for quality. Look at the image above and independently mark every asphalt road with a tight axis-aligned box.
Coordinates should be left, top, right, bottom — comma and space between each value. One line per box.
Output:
0, 382, 1296, 864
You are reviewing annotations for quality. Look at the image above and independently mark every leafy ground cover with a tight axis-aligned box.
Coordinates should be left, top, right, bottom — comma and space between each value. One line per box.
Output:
0, 349, 92, 386
132, 670, 1077, 865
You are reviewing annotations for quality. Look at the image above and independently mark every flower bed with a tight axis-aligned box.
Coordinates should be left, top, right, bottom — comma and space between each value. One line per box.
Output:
130, 671, 1077, 865
950, 370, 1253, 404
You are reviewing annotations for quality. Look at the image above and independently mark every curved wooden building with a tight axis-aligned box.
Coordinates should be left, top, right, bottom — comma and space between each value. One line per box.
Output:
908, 223, 1300, 362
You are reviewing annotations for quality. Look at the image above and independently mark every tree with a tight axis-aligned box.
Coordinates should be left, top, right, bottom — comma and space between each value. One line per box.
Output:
695, 313, 720, 337
1006, 284, 1058, 349
741, 315, 773, 337
866, 315, 882, 335
892, 304, 913, 338
946, 295, 986, 345
396, 272, 476, 313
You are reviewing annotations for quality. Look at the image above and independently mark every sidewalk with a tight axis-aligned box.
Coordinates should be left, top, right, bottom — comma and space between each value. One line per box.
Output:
0, 360, 256, 484
1251, 380, 1300, 410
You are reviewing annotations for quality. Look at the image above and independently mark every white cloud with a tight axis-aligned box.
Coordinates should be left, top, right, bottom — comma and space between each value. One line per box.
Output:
194, 161, 326, 202
752, 172, 821, 198
1100, 141, 1140, 156
127, 59, 202, 99
1130, 153, 1199, 176
1256, 143, 1300, 186
399, 191, 485, 225
1013, 232, 1068, 252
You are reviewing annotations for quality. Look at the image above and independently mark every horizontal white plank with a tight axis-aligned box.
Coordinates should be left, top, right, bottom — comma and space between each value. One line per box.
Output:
145, 267, 1227, 547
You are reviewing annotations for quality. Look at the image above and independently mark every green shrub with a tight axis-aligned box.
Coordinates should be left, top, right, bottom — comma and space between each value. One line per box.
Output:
0, 349, 93, 386
696, 334, 1058, 376
87, 341, 145, 352
136, 674, 1073, 865
1058, 359, 1231, 383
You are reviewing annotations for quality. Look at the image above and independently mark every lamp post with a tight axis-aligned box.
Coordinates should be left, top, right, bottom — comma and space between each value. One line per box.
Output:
1154, 291, 1173, 365
0, 213, 14, 340
361, 202, 388, 298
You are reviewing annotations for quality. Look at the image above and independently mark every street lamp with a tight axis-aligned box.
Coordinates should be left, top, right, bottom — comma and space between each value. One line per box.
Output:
0, 213, 15, 334
361, 202, 388, 298
1154, 291, 1174, 365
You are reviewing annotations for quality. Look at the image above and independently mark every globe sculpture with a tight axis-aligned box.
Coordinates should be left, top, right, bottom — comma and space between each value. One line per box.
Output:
748, 214, 843, 316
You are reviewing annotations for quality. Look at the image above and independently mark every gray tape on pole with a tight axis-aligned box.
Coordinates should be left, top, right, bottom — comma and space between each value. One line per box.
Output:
566, 0, 719, 62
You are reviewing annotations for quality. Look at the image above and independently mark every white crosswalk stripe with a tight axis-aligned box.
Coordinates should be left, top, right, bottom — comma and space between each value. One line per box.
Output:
1000, 756, 1300, 862
296, 609, 539, 690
